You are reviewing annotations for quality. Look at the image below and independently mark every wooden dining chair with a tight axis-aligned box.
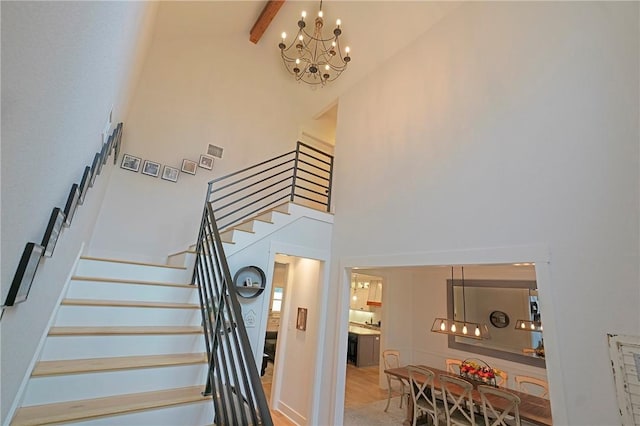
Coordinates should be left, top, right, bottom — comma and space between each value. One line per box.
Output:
446, 358, 463, 375
478, 385, 521, 426
514, 375, 549, 399
494, 369, 508, 388
382, 349, 409, 411
408, 365, 444, 426
439, 374, 477, 426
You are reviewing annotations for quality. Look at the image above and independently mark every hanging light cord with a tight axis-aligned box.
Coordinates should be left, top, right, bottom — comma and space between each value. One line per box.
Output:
462, 266, 467, 323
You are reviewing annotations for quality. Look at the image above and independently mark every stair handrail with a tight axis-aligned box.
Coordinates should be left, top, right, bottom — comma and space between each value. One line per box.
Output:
193, 195, 273, 426
207, 141, 334, 231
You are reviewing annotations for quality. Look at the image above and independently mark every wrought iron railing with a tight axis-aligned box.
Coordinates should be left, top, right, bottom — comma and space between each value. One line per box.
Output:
208, 141, 334, 231
193, 202, 272, 426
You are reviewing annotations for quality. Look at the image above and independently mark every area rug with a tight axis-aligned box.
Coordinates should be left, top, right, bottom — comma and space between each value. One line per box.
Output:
343, 397, 407, 426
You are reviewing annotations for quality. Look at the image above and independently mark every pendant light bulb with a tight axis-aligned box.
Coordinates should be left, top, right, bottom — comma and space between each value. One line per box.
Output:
462, 324, 468, 335
440, 321, 446, 331
475, 326, 481, 337
450, 323, 457, 333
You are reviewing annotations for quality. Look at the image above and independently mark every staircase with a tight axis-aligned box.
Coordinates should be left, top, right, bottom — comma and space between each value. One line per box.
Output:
10, 257, 213, 426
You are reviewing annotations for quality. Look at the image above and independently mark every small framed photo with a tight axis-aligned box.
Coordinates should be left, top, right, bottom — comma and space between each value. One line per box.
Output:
90, 153, 101, 187
162, 165, 179, 183
181, 159, 197, 175
296, 307, 308, 331
41, 207, 65, 257
78, 166, 91, 205
142, 160, 160, 177
100, 141, 109, 166
121, 154, 141, 172
3, 242, 44, 306
199, 154, 214, 170
63, 184, 80, 227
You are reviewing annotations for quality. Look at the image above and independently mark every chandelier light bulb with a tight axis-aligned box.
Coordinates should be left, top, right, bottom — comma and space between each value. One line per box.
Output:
281, 32, 287, 41
301, 11, 306, 19
336, 18, 341, 26
530, 323, 536, 330
521, 322, 526, 329
299, 35, 304, 41
318, 10, 323, 18
345, 46, 350, 54
325, 64, 330, 71
352, 295, 357, 301
295, 58, 300, 65
332, 41, 336, 47
462, 324, 468, 335
440, 321, 446, 331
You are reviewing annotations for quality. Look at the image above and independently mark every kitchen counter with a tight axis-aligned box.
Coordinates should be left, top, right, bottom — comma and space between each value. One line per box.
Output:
348, 325, 381, 336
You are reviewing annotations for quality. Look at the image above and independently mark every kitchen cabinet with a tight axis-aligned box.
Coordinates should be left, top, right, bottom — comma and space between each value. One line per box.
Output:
366, 281, 382, 307
357, 334, 380, 367
347, 326, 381, 367
350, 287, 371, 311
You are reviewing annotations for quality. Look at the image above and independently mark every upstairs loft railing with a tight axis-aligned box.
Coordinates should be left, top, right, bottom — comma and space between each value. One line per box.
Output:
208, 141, 334, 231
193, 203, 272, 426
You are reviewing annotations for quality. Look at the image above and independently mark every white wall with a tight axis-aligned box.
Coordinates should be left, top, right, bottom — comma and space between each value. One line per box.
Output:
321, 2, 639, 425
0, 2, 157, 423
88, 2, 326, 263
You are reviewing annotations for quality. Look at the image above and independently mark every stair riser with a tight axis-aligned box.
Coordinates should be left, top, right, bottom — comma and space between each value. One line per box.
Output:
23, 364, 208, 406
40, 335, 206, 360
69, 400, 214, 426
54, 306, 202, 327
76, 259, 190, 282
66, 280, 200, 303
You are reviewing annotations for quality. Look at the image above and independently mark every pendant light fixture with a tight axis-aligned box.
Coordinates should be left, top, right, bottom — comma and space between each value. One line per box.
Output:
278, 0, 351, 86
515, 288, 543, 332
431, 266, 491, 340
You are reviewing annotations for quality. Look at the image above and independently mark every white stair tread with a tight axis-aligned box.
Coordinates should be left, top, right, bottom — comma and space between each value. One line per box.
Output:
71, 275, 194, 288
79, 256, 187, 270
32, 353, 207, 377
11, 385, 209, 426
49, 326, 203, 336
61, 298, 200, 309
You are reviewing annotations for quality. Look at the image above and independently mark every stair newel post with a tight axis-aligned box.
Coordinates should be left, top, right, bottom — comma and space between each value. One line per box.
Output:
291, 142, 301, 202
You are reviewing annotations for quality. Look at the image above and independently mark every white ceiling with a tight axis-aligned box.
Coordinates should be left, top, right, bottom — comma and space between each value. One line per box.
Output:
153, 1, 460, 123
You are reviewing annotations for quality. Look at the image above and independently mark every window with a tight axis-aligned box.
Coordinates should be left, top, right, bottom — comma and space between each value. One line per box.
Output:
271, 287, 284, 313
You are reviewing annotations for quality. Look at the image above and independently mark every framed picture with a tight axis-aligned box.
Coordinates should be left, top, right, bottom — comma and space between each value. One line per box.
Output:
90, 153, 101, 187
296, 307, 308, 331
3, 242, 44, 306
121, 154, 141, 172
100, 140, 109, 166
41, 207, 65, 257
182, 159, 197, 175
113, 124, 122, 165
142, 160, 160, 177
63, 184, 80, 227
199, 154, 214, 170
78, 166, 91, 205
162, 165, 179, 183
207, 144, 224, 159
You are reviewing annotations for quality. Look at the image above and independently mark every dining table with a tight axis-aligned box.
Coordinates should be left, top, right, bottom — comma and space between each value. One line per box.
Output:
384, 365, 552, 426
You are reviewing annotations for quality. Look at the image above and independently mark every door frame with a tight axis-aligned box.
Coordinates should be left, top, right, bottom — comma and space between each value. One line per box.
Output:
264, 241, 331, 425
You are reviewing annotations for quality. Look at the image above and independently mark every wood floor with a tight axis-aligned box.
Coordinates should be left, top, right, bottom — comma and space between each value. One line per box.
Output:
264, 362, 397, 425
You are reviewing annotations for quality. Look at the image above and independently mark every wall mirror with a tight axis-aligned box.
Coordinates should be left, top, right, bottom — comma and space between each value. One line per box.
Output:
448, 278, 545, 367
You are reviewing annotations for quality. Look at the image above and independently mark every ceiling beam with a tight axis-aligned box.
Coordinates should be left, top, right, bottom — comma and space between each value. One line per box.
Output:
249, 0, 285, 44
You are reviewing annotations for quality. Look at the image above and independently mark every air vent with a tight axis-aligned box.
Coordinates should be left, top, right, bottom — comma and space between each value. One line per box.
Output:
207, 144, 224, 159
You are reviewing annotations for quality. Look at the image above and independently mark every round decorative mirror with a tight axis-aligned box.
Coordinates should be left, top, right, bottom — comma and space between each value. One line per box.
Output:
489, 310, 510, 328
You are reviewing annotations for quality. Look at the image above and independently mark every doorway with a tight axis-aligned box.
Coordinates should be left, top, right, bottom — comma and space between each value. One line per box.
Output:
264, 252, 326, 425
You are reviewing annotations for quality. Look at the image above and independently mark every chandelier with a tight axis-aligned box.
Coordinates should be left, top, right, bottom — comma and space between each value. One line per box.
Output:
431, 267, 491, 340
278, 0, 351, 86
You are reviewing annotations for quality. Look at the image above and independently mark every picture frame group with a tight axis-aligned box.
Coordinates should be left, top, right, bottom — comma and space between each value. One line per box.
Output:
120, 153, 215, 183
